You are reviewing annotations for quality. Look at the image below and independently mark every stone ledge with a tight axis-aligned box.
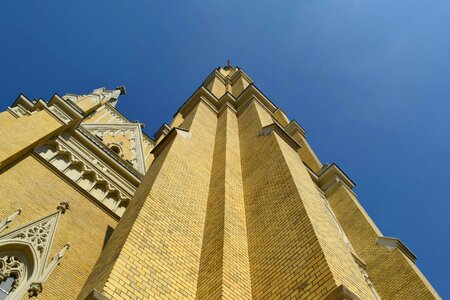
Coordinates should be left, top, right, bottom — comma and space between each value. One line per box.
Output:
154, 123, 172, 141
151, 127, 191, 157
84, 289, 111, 300
376, 236, 417, 263
318, 163, 355, 195
260, 123, 302, 151
285, 119, 307, 137
324, 285, 361, 300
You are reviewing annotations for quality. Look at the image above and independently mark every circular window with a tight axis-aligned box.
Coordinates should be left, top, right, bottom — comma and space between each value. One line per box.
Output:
110, 145, 122, 155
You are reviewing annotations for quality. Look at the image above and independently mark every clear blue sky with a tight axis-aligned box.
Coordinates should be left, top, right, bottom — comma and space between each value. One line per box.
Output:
1, 1, 449, 297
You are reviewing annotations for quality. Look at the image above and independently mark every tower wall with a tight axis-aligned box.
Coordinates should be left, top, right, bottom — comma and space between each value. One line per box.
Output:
238, 100, 375, 299
79, 102, 218, 299
81, 98, 380, 299
327, 184, 440, 299
196, 106, 252, 299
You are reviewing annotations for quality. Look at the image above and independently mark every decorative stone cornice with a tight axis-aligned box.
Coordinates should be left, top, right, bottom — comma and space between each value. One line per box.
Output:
236, 84, 278, 113
260, 123, 302, 151
9, 93, 83, 129
317, 163, 356, 195
154, 123, 172, 141
151, 127, 191, 157
285, 120, 307, 138
202, 67, 253, 88
217, 99, 237, 116
11, 94, 35, 111
229, 67, 253, 85
177, 86, 219, 118
48, 94, 84, 124
376, 236, 417, 263
178, 83, 280, 120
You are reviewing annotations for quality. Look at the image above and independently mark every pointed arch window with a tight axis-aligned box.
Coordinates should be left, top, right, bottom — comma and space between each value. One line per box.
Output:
0, 247, 35, 300
0, 276, 15, 299
0, 204, 70, 299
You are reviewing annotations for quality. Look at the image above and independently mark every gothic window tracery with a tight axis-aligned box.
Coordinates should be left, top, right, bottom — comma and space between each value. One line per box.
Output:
91, 182, 108, 200
77, 172, 95, 190
0, 255, 25, 299
0, 276, 15, 299
0, 206, 70, 299
35, 144, 57, 160
50, 153, 70, 171
64, 163, 83, 181
34, 140, 133, 218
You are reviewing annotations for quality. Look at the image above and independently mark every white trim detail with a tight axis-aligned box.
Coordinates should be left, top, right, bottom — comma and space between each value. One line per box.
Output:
0, 206, 69, 299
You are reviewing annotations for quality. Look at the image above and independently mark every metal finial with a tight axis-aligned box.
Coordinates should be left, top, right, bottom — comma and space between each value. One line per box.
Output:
227, 59, 231, 67
116, 86, 126, 95
57, 201, 70, 214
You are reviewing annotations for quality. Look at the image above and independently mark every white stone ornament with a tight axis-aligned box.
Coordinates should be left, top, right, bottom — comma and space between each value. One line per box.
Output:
0, 206, 70, 299
0, 210, 21, 233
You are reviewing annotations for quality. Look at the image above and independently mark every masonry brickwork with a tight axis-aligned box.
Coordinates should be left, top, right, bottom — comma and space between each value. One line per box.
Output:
0, 65, 441, 299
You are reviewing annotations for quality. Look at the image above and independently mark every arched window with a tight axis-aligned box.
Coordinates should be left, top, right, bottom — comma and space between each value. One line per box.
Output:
0, 207, 70, 299
108, 143, 123, 156
0, 276, 15, 299
0, 247, 34, 300
0, 255, 25, 299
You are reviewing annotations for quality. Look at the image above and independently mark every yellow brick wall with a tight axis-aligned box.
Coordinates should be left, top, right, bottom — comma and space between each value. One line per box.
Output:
0, 110, 63, 167
196, 107, 252, 299
292, 131, 322, 173
77, 129, 174, 300
238, 100, 375, 299
238, 101, 334, 299
0, 110, 16, 126
79, 102, 218, 299
0, 155, 117, 299
220, 108, 252, 299
327, 185, 441, 299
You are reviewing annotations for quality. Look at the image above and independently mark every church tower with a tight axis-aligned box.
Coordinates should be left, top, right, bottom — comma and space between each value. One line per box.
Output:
79, 65, 439, 300
0, 65, 441, 299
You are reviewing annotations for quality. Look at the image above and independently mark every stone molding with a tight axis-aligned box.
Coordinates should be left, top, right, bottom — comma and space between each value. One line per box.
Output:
317, 163, 356, 196
0, 210, 21, 234
84, 289, 111, 300
0, 206, 70, 299
202, 67, 253, 88
174, 83, 308, 152
285, 119, 307, 138
324, 285, 361, 300
154, 123, 172, 141
81, 123, 149, 174
376, 236, 417, 263
34, 138, 133, 218
260, 123, 302, 151
151, 127, 191, 157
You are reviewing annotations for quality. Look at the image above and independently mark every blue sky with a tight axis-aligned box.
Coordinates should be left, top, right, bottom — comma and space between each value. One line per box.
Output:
1, 0, 449, 297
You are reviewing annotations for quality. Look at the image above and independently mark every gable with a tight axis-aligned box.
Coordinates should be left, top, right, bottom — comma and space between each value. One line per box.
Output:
81, 123, 148, 174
